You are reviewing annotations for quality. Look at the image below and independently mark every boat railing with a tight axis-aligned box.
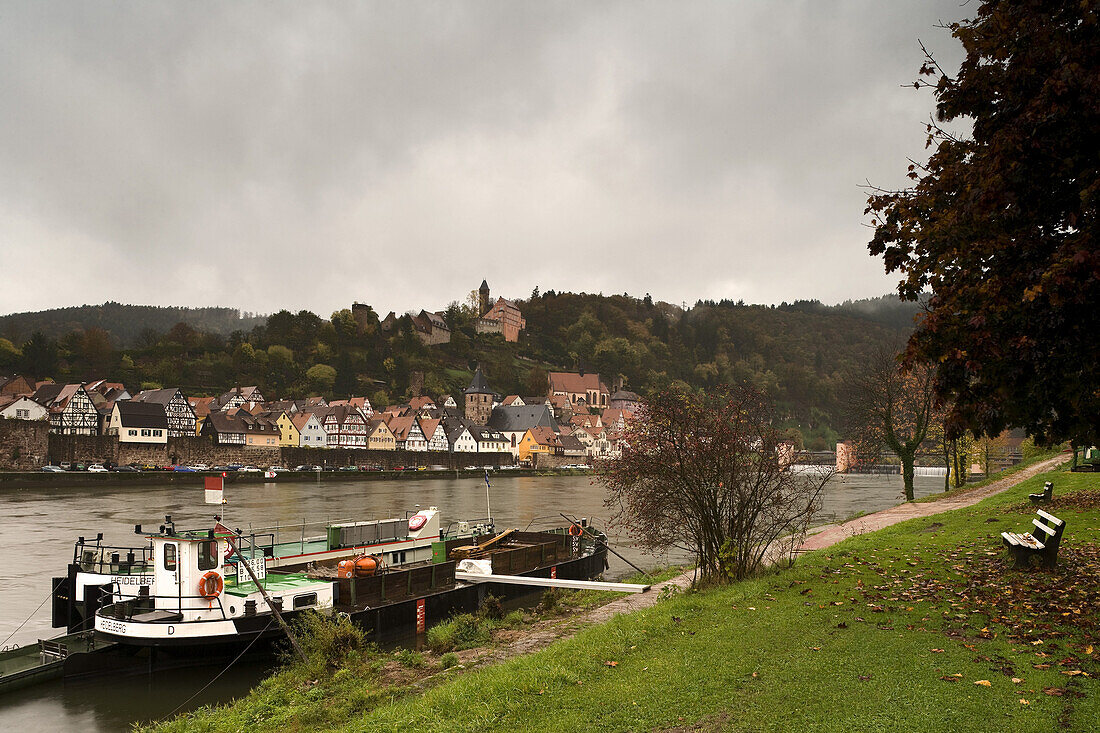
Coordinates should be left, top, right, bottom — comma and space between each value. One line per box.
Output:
73, 543, 155, 574
97, 589, 229, 623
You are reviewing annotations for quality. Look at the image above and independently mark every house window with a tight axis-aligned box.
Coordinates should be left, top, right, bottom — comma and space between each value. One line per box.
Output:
128, 429, 138, 436
153, 430, 162, 437
141, 429, 151, 437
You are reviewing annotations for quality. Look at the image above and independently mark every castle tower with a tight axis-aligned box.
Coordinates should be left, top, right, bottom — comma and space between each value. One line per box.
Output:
478, 280, 490, 316
464, 365, 494, 425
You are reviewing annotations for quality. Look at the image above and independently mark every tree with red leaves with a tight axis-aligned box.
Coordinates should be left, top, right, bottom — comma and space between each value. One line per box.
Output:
866, 1, 1100, 446
600, 384, 830, 581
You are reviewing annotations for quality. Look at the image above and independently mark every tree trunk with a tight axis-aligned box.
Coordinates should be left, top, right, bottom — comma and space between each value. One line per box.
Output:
900, 451, 915, 501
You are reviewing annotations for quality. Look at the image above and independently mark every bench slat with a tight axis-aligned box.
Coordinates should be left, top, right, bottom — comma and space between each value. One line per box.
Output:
1036, 509, 1063, 526
1033, 519, 1057, 536
1003, 531, 1044, 549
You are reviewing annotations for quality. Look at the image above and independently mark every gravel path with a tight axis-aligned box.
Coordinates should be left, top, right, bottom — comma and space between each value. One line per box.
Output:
799, 454, 1069, 551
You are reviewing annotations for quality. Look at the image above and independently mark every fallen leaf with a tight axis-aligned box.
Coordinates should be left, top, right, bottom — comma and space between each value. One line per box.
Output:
604, 661, 618, 667
1033, 664, 1051, 670
974, 680, 992, 687
1019, 699, 1029, 705
939, 676, 959, 682
1043, 687, 1065, 697
931, 649, 945, 653
1086, 645, 1094, 656
1061, 670, 1083, 676
858, 674, 872, 681
1012, 678, 1023, 684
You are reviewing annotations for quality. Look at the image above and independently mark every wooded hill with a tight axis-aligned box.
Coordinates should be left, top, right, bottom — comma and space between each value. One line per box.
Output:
0, 293, 919, 450
0, 302, 265, 346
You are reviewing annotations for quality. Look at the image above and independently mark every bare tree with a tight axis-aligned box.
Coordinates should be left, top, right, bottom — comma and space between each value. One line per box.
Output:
600, 384, 830, 582
845, 346, 939, 501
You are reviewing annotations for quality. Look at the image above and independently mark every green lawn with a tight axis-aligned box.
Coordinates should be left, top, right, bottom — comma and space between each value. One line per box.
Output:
150, 467, 1100, 732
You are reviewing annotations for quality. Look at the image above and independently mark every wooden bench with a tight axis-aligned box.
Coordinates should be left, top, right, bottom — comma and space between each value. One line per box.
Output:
1001, 509, 1065, 569
1029, 481, 1054, 504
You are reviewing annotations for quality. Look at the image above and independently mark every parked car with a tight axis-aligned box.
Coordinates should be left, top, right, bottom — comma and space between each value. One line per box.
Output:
172, 465, 196, 472
87, 464, 108, 473
138, 463, 160, 471
338, 465, 358, 472
293, 465, 312, 471
111, 465, 139, 472
72, 463, 86, 471
392, 466, 405, 471
358, 465, 384, 472
59, 462, 72, 470
211, 465, 236, 472
463, 465, 483, 471
238, 466, 260, 473
40, 465, 65, 473
189, 463, 209, 471
268, 466, 288, 473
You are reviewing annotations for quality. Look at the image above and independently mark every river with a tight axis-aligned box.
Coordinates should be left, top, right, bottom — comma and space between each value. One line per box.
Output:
0, 471, 943, 730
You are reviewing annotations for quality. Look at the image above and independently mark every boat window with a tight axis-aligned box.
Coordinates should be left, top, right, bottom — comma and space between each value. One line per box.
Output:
164, 543, 177, 571
293, 593, 317, 609
197, 540, 217, 570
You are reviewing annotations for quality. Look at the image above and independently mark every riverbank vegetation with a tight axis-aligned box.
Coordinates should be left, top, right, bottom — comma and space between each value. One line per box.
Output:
149, 466, 1099, 732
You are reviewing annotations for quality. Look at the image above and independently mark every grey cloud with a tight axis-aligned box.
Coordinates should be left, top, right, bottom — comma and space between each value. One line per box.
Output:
0, 1, 969, 318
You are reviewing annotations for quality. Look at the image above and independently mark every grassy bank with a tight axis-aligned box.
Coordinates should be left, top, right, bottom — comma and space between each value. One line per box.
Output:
149, 467, 1099, 732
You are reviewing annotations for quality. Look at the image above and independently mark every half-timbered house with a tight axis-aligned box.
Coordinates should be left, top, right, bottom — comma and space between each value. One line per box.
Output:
418, 417, 448, 452
32, 383, 99, 435
132, 388, 197, 437
321, 406, 368, 449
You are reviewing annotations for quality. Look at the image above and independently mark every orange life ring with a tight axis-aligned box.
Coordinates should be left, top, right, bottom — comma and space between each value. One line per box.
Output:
568, 524, 583, 537
198, 571, 223, 599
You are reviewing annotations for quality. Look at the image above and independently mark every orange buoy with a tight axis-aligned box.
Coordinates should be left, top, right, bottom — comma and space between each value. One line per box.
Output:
198, 571, 223, 599
568, 524, 583, 537
338, 554, 383, 578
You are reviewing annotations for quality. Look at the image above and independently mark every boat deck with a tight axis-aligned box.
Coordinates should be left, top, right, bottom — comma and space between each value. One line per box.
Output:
225, 573, 326, 597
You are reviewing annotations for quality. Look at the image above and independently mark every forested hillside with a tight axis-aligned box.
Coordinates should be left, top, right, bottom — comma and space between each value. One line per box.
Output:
0, 303, 265, 346
0, 293, 918, 450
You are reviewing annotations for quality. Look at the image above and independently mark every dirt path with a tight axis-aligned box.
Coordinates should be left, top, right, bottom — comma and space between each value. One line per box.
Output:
799, 454, 1069, 551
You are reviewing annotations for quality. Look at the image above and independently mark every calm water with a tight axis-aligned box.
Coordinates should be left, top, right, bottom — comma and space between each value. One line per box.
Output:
0, 471, 942, 730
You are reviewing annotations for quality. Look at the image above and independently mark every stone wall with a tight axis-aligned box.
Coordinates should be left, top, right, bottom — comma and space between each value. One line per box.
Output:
48, 433, 118, 466
281, 446, 512, 470
0, 424, 510, 471
0, 419, 50, 470
8, 430, 512, 470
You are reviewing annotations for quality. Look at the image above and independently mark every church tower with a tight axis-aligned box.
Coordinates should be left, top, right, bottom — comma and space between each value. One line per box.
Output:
464, 365, 494, 425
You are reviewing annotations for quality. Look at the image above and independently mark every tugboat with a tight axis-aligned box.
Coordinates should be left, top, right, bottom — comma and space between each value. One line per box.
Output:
48, 508, 609, 656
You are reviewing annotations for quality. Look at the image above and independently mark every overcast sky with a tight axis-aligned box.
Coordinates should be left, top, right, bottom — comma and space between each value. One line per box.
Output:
0, 1, 970, 319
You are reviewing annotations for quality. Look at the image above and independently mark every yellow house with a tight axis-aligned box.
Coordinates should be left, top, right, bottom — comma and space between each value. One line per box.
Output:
264, 410, 300, 447
368, 418, 396, 451
516, 426, 562, 463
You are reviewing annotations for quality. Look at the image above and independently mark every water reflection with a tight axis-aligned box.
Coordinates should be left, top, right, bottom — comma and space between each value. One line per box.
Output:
0, 470, 941, 729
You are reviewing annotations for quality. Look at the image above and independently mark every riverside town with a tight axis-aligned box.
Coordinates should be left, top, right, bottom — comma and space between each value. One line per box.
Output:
1, 2, 1098, 732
